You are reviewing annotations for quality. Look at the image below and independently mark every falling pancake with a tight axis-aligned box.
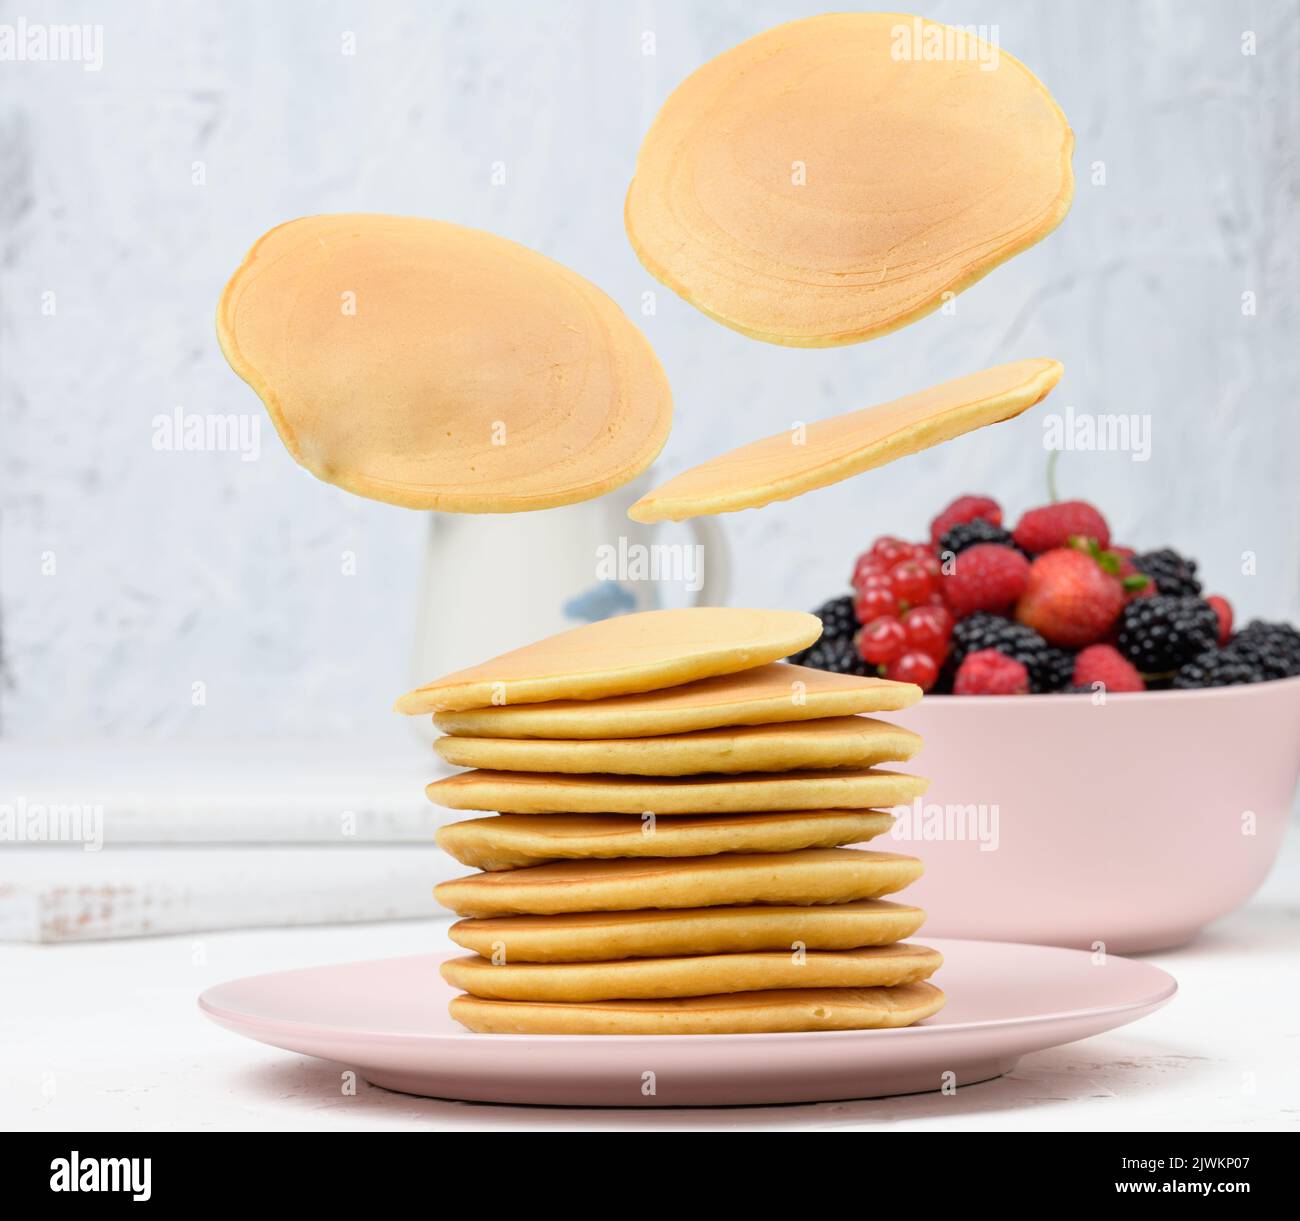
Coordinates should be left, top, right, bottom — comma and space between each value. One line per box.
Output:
448, 899, 927, 962
625, 13, 1073, 347
217, 214, 672, 511
629, 360, 1062, 522
434, 716, 921, 776
396, 607, 821, 714
442, 943, 941, 1002
450, 982, 946, 1034
437, 809, 896, 871
426, 767, 928, 815
433, 848, 923, 917
431, 662, 920, 739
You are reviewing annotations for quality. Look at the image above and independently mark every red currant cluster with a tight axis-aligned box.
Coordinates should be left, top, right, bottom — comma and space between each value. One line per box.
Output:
850, 536, 952, 690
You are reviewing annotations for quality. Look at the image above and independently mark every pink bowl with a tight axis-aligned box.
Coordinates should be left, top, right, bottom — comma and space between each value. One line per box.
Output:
887, 675, 1300, 953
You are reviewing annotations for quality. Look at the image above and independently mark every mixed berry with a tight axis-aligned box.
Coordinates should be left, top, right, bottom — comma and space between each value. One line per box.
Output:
790, 494, 1300, 696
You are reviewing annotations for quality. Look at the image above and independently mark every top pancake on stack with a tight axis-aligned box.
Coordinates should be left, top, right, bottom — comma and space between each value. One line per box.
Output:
398, 607, 941, 1035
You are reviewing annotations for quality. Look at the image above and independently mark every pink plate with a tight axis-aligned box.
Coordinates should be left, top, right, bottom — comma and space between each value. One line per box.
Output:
199, 940, 1176, 1107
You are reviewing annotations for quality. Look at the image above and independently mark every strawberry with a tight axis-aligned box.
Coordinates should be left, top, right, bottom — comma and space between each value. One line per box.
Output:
1014, 545, 1125, 648
1206, 595, 1233, 646
1013, 500, 1111, 553
940, 544, 1030, 618
1072, 644, 1144, 693
930, 495, 1002, 547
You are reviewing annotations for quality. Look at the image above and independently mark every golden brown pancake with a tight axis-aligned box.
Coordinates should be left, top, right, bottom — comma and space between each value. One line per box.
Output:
433, 848, 923, 917
629, 360, 1062, 522
450, 982, 946, 1034
437, 809, 895, 871
625, 13, 1073, 346
434, 716, 921, 776
442, 943, 941, 1002
218, 214, 671, 511
448, 899, 927, 962
431, 662, 920, 739
426, 767, 928, 815
396, 607, 821, 714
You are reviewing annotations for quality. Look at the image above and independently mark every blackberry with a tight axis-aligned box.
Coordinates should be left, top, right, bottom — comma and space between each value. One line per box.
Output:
1132, 548, 1201, 597
946, 613, 1075, 693
1172, 649, 1267, 689
810, 595, 858, 643
1232, 620, 1300, 679
1116, 596, 1218, 674
795, 633, 868, 676
938, 519, 1023, 558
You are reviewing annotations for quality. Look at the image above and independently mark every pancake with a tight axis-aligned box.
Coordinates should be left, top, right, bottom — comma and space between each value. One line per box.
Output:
431, 662, 920, 739
449, 982, 946, 1034
434, 716, 922, 776
437, 810, 895, 871
441, 943, 942, 1002
433, 848, 923, 917
449, 899, 926, 962
396, 607, 821, 714
426, 767, 928, 814
629, 360, 1062, 522
217, 214, 671, 511
625, 13, 1073, 347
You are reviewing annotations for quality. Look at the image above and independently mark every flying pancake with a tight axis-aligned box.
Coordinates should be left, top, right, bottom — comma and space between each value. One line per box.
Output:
625, 13, 1073, 346
218, 214, 671, 511
629, 359, 1062, 522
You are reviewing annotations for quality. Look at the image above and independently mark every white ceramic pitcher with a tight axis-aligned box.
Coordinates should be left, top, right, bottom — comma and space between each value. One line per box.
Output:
409, 474, 730, 743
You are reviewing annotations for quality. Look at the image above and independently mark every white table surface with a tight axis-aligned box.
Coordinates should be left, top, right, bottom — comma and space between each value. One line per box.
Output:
4, 826, 1297, 1133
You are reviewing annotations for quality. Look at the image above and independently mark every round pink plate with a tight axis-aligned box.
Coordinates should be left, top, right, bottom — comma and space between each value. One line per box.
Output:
199, 940, 1176, 1107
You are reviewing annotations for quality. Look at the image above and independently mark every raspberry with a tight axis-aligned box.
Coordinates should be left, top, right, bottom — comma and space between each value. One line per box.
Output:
940, 544, 1030, 618
1206, 595, 1233, 646
954, 649, 1030, 695
1012, 501, 1111, 553
1072, 644, 1145, 693
1014, 547, 1125, 648
929, 495, 1002, 547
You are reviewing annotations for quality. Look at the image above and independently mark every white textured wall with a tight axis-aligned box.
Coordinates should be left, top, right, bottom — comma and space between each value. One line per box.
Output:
1, 0, 1297, 740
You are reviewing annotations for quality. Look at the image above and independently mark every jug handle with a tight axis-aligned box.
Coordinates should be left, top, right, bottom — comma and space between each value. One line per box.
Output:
682, 516, 731, 607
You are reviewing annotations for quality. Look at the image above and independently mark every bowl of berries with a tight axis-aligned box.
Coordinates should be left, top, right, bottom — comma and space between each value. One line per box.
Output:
790, 495, 1300, 953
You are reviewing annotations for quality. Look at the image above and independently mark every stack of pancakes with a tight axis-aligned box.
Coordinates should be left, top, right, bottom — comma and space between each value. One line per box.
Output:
396, 607, 944, 1035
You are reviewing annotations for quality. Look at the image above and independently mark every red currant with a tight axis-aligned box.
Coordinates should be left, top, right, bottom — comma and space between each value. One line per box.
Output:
886, 650, 939, 691
853, 585, 898, 622
889, 558, 936, 607
851, 552, 885, 589
902, 604, 953, 654
857, 616, 907, 666
870, 536, 912, 567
